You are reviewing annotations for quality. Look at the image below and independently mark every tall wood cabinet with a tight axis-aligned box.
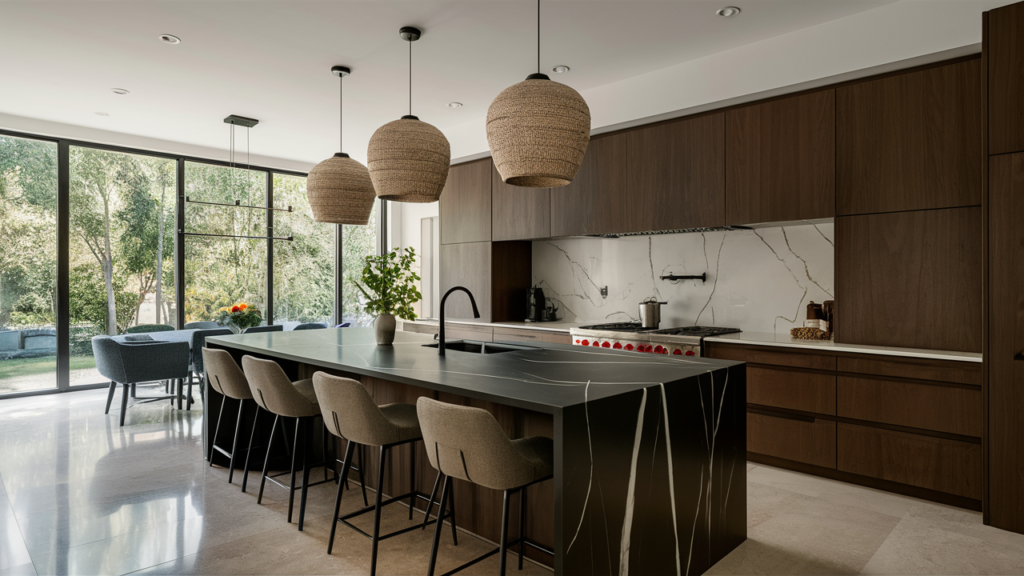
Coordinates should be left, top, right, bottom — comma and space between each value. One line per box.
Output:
989, 1, 1024, 155
439, 158, 491, 245
837, 58, 982, 215
725, 89, 835, 225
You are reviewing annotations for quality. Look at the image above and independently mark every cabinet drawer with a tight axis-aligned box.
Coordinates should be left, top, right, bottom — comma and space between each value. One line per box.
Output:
747, 411, 836, 468
403, 322, 439, 335
446, 323, 494, 343
493, 327, 571, 345
748, 366, 836, 415
708, 343, 836, 371
837, 423, 981, 500
837, 376, 982, 437
837, 355, 981, 386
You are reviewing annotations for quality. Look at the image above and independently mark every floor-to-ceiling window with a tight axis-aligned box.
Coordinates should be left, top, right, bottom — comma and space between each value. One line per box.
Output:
0, 128, 383, 397
340, 203, 379, 327
0, 135, 58, 394
183, 161, 267, 324
272, 173, 333, 326
68, 146, 177, 386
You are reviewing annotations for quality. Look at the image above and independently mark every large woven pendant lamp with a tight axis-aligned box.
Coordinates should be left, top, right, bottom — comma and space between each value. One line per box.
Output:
367, 27, 451, 203
306, 66, 376, 225
487, 0, 590, 188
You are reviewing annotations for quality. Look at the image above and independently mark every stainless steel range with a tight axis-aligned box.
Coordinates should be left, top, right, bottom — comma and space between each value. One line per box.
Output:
569, 323, 741, 357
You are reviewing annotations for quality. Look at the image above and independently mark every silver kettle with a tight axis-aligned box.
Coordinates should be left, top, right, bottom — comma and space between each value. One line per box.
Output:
638, 297, 667, 329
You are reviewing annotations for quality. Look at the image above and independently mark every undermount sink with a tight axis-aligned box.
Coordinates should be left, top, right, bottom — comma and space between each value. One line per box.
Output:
422, 340, 532, 355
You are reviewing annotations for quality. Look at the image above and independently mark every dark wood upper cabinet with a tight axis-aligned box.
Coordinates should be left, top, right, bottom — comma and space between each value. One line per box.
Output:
726, 90, 835, 225
439, 158, 492, 245
837, 59, 982, 215
491, 163, 550, 241
439, 241, 531, 323
987, 152, 1024, 533
989, 2, 1024, 155
835, 206, 982, 352
551, 113, 725, 236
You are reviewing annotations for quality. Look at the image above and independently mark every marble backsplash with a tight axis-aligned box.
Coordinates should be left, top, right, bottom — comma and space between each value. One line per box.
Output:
532, 222, 835, 335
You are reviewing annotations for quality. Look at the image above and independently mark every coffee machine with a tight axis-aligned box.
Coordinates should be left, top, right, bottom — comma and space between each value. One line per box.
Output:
527, 286, 546, 322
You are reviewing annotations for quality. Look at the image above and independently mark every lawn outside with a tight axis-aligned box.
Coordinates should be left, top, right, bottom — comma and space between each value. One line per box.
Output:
0, 356, 98, 394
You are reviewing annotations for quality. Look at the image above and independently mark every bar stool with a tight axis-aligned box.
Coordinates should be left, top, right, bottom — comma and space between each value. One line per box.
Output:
311, 372, 454, 576
417, 397, 554, 576
241, 355, 333, 530
203, 348, 264, 490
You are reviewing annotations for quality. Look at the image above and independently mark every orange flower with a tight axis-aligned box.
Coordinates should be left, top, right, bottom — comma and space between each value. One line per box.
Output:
231, 305, 240, 312
239, 303, 248, 310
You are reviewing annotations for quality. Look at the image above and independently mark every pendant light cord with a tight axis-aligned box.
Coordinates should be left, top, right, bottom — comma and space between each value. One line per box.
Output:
344, 73, 348, 150
537, 0, 541, 74
405, 37, 409, 114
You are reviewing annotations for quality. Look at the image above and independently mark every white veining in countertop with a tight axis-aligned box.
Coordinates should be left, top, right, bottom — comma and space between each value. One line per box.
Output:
704, 331, 982, 363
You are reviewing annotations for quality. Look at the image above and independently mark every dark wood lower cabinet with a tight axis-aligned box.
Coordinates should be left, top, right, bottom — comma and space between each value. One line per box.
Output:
837, 423, 982, 501
747, 411, 836, 468
708, 342, 983, 509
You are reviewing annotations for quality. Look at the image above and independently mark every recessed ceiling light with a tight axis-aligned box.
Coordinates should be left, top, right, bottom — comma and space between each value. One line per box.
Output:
552, 65, 570, 74
95, 112, 109, 116
110, 88, 130, 95
448, 102, 463, 108
716, 6, 741, 17
159, 34, 181, 45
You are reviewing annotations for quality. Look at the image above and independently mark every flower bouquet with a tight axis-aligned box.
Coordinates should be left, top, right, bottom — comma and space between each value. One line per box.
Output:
214, 302, 263, 334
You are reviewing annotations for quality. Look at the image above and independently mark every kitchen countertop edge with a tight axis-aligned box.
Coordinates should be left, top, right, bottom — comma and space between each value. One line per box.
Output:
704, 331, 983, 363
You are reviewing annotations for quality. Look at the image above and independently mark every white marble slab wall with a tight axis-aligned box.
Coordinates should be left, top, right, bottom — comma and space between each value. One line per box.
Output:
532, 222, 835, 335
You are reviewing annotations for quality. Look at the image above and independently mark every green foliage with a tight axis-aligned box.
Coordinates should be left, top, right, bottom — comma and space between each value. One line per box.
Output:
351, 247, 421, 321
67, 265, 136, 333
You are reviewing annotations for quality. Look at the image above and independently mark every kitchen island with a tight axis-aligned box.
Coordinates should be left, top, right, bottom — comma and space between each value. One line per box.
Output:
205, 328, 746, 576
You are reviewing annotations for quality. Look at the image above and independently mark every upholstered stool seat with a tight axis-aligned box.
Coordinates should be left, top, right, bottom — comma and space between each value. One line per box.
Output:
417, 397, 555, 576
312, 372, 452, 576
203, 348, 265, 489
242, 356, 335, 531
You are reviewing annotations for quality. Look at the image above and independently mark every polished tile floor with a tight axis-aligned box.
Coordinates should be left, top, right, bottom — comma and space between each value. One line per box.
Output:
1, 389, 1023, 576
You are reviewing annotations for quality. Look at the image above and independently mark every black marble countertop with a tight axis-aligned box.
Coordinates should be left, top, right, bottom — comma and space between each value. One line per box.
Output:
206, 328, 740, 414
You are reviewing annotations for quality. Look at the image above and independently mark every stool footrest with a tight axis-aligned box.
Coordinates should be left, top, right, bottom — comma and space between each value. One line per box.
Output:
337, 490, 444, 542
439, 537, 550, 576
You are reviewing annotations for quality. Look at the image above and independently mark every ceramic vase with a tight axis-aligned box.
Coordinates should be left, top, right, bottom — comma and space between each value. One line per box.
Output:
375, 314, 396, 345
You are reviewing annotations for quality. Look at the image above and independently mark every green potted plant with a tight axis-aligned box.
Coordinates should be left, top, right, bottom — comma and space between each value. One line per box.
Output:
351, 247, 421, 345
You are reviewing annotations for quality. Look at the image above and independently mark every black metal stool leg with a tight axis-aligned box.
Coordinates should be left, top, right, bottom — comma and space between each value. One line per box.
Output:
209, 394, 225, 466
428, 475, 452, 576
287, 417, 301, 524
241, 404, 260, 493
257, 414, 279, 504
228, 399, 244, 484
422, 471, 442, 529
358, 444, 368, 506
409, 447, 416, 519
370, 445, 388, 576
186, 375, 194, 411
449, 477, 458, 545
519, 486, 527, 570
499, 489, 512, 576
322, 421, 329, 482
298, 417, 312, 531
131, 383, 137, 399
327, 440, 355, 555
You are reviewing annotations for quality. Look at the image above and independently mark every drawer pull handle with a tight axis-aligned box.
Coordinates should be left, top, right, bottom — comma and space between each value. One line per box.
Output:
1015, 353, 1024, 361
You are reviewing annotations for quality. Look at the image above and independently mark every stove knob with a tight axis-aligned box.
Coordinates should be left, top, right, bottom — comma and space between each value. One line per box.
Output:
613, 342, 622, 349
581, 339, 589, 346
592, 340, 601, 347
654, 345, 664, 354
575, 339, 581, 344
601, 341, 611, 348
625, 344, 634, 351
685, 350, 695, 356
672, 349, 682, 355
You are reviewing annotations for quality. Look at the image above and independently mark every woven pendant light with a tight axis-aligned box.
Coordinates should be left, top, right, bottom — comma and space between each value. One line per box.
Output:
307, 66, 376, 225
367, 27, 451, 203
487, 0, 590, 188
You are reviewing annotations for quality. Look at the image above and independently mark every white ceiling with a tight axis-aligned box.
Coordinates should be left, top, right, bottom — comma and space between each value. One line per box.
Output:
0, 1, 908, 167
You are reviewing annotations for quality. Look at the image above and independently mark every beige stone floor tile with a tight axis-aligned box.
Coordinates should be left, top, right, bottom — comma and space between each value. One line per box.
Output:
860, 505, 1024, 575
748, 464, 921, 520
708, 488, 901, 575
